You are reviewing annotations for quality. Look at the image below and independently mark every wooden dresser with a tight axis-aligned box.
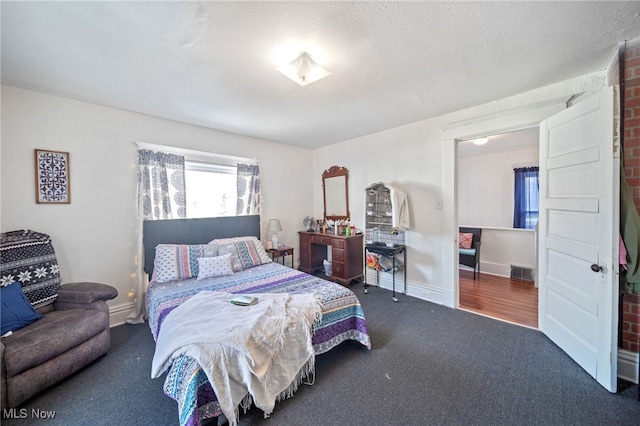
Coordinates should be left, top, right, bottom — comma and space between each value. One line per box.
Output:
298, 231, 364, 286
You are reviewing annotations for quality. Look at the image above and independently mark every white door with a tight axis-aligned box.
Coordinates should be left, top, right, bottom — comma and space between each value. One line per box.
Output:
538, 86, 620, 392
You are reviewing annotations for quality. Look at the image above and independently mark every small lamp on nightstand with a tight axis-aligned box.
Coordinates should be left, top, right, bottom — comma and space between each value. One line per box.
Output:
267, 219, 283, 249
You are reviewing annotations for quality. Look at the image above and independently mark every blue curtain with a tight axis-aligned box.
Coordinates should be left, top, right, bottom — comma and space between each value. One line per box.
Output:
513, 166, 539, 229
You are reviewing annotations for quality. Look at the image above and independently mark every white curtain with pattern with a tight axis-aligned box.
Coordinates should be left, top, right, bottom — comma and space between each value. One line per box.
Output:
236, 163, 261, 216
127, 149, 187, 324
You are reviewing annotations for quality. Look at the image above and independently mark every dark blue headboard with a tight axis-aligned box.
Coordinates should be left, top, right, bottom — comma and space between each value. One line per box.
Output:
143, 215, 261, 275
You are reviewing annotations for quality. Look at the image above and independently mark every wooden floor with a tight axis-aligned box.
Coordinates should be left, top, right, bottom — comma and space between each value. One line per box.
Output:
459, 269, 539, 329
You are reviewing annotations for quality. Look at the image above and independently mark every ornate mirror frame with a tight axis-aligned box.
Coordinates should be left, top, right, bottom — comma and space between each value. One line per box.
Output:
322, 166, 350, 221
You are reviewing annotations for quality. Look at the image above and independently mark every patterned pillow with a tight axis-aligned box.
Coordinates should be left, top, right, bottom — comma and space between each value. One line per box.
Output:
459, 233, 474, 249
196, 254, 234, 280
153, 244, 218, 283
209, 236, 258, 245
217, 239, 272, 272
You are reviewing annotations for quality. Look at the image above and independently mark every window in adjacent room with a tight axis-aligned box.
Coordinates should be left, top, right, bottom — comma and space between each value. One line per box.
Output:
513, 166, 539, 229
184, 161, 237, 218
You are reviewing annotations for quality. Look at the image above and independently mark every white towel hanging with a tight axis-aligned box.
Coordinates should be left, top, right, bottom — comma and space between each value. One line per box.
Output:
384, 183, 409, 231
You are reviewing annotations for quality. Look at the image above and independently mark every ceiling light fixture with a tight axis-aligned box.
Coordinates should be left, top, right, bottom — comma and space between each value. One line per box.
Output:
277, 52, 331, 87
473, 137, 489, 145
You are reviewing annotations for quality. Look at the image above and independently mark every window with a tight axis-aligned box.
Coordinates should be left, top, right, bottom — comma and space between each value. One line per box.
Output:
184, 161, 236, 218
513, 166, 539, 229
136, 142, 259, 219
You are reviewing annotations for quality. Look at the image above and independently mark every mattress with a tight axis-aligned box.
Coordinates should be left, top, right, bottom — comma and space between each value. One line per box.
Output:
147, 261, 370, 426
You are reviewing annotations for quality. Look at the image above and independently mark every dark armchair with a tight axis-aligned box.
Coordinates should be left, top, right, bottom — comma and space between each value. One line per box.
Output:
459, 227, 482, 279
0, 230, 117, 409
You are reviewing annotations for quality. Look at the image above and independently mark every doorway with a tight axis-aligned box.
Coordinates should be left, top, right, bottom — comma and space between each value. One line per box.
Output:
456, 128, 539, 328
443, 89, 620, 392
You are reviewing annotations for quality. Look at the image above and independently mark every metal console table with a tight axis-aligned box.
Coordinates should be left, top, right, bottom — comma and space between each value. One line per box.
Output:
364, 243, 406, 302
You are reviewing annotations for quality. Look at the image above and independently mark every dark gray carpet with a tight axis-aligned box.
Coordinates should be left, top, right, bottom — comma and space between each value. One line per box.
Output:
2, 284, 638, 425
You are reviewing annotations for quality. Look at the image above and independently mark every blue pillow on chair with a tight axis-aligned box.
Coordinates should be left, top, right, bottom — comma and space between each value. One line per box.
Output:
1, 281, 43, 335
459, 248, 476, 256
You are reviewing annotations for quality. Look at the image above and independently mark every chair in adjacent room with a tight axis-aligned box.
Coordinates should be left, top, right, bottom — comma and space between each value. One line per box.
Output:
459, 227, 482, 279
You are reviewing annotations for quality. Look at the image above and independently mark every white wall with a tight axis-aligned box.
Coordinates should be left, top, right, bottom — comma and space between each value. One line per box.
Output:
458, 147, 539, 228
1, 71, 606, 322
314, 119, 445, 296
313, 72, 606, 306
474, 227, 536, 278
1, 86, 314, 325
458, 146, 539, 277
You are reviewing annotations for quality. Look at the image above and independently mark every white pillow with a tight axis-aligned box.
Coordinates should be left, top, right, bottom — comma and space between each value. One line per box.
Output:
196, 254, 234, 280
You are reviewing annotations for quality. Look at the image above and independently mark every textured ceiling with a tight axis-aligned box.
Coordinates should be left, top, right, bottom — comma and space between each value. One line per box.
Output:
457, 127, 540, 158
2, 1, 640, 149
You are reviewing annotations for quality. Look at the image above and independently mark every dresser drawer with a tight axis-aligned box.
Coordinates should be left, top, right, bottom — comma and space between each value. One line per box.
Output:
332, 261, 345, 278
332, 238, 345, 249
311, 235, 332, 246
332, 248, 345, 262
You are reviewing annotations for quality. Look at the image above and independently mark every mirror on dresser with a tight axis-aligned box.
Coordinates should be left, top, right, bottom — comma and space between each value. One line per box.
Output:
299, 165, 362, 285
322, 166, 350, 221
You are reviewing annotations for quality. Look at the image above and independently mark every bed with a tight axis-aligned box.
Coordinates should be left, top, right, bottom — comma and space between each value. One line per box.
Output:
143, 216, 371, 426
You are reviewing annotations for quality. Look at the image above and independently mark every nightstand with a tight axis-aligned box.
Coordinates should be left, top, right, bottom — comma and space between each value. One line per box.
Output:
267, 246, 294, 268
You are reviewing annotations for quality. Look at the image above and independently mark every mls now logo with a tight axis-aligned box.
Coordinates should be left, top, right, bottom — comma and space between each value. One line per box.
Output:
2, 408, 56, 419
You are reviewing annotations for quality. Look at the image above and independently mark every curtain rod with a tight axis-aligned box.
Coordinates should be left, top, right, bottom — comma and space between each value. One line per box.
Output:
133, 141, 258, 165
512, 163, 539, 170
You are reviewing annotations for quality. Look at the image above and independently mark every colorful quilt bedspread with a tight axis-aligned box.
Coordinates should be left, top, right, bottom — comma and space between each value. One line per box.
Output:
146, 262, 370, 426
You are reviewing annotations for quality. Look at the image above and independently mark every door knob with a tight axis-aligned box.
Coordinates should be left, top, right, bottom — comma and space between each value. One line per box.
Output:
590, 264, 603, 273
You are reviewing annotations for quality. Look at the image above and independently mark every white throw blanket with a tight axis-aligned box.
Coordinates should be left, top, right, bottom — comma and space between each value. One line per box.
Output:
151, 291, 322, 425
386, 182, 410, 231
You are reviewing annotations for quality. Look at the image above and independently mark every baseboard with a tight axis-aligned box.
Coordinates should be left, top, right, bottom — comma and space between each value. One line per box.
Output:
477, 261, 518, 278
364, 270, 443, 304
109, 302, 135, 327
617, 349, 639, 384
460, 262, 511, 278
406, 282, 444, 305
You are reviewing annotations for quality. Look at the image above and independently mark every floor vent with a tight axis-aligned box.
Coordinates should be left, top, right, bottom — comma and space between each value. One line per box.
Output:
510, 265, 534, 281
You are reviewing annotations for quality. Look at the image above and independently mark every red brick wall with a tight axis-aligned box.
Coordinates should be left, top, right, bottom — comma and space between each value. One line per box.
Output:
622, 294, 640, 352
621, 40, 640, 354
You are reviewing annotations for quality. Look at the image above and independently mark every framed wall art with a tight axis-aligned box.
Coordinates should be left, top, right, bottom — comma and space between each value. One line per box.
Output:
34, 149, 71, 204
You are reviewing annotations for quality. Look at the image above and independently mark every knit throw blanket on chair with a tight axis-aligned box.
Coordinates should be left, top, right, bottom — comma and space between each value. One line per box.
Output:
151, 291, 322, 425
0, 230, 61, 307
